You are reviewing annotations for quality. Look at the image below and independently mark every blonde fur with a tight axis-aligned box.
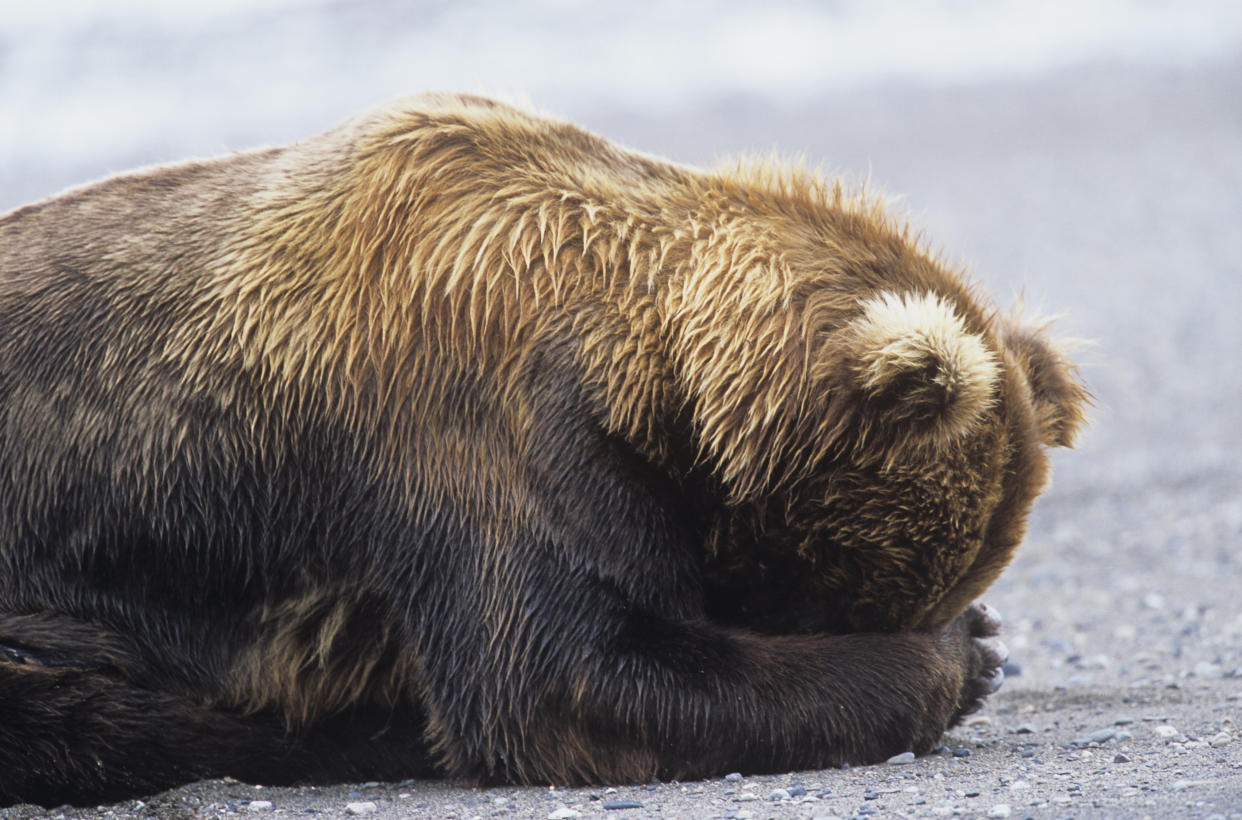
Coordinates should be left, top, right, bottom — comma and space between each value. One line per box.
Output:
174, 94, 1006, 506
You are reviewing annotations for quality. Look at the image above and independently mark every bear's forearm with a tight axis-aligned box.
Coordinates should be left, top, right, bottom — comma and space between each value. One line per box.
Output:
419, 608, 975, 783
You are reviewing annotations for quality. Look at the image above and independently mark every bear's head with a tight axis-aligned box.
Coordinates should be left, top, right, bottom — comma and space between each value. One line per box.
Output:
701, 289, 1088, 635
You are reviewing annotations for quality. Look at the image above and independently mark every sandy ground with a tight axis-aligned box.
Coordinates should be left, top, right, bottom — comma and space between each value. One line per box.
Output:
2, 57, 1240, 820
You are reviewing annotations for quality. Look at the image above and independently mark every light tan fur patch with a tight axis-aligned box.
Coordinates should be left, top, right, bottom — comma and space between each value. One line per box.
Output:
851, 290, 1000, 450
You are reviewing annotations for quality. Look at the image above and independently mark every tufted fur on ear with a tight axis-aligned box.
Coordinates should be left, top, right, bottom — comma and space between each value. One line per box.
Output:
1001, 312, 1091, 448
844, 291, 1000, 454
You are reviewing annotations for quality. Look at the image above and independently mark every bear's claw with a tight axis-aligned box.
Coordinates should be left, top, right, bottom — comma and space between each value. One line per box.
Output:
948, 601, 1009, 723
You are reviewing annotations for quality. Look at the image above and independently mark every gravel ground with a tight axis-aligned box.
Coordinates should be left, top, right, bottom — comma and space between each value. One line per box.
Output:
3, 50, 1240, 820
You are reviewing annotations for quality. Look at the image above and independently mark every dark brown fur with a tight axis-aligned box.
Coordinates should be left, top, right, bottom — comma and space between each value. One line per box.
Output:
0, 94, 1087, 806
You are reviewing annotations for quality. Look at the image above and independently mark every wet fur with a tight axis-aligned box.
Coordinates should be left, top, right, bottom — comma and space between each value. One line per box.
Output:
0, 94, 1086, 805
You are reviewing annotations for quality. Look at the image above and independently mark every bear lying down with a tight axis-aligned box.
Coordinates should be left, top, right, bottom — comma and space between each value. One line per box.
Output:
0, 93, 1087, 806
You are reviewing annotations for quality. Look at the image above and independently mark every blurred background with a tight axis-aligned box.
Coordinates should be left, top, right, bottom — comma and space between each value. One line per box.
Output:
2, 0, 1241, 693
6, 0, 1242, 205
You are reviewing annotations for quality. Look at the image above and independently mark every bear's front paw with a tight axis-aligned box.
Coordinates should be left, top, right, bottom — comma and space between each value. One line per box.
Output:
947, 602, 1008, 725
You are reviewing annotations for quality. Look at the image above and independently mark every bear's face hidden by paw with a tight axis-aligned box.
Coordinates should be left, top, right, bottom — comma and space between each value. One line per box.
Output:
701, 290, 1087, 635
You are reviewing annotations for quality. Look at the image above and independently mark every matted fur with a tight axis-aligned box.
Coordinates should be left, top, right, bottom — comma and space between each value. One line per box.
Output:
0, 93, 1087, 805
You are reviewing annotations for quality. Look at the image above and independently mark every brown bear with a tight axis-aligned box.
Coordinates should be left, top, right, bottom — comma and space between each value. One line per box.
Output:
0, 93, 1087, 806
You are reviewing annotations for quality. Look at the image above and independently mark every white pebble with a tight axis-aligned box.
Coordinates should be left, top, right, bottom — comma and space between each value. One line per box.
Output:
767, 788, 790, 801
1210, 731, 1232, 747
547, 808, 580, 820
1153, 725, 1180, 739
987, 805, 1012, 819
886, 751, 916, 765
1194, 661, 1223, 678
345, 802, 378, 816
245, 801, 272, 812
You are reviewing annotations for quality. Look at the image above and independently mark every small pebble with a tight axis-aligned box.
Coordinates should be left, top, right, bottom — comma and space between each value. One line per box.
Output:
548, 808, 581, 820
788, 785, 807, 797
768, 788, 790, 801
952, 748, 972, 758
1114, 753, 1131, 763
1153, 725, 1180, 739
987, 805, 1011, 819
1209, 731, 1232, 747
724, 772, 744, 783
344, 803, 377, 816
245, 801, 272, 812
602, 800, 643, 810
863, 789, 879, 800
886, 751, 916, 765
1193, 661, 1223, 678
1013, 723, 1038, 734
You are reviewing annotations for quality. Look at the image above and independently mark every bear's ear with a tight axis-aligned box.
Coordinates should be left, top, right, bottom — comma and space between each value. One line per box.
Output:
1001, 313, 1090, 448
844, 291, 1000, 450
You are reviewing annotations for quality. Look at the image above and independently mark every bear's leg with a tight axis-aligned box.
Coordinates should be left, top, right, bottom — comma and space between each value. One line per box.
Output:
0, 637, 437, 807
413, 541, 1008, 784
0, 655, 281, 806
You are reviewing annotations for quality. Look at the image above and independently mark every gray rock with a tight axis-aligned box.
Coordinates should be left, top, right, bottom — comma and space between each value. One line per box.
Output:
1073, 727, 1116, 746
